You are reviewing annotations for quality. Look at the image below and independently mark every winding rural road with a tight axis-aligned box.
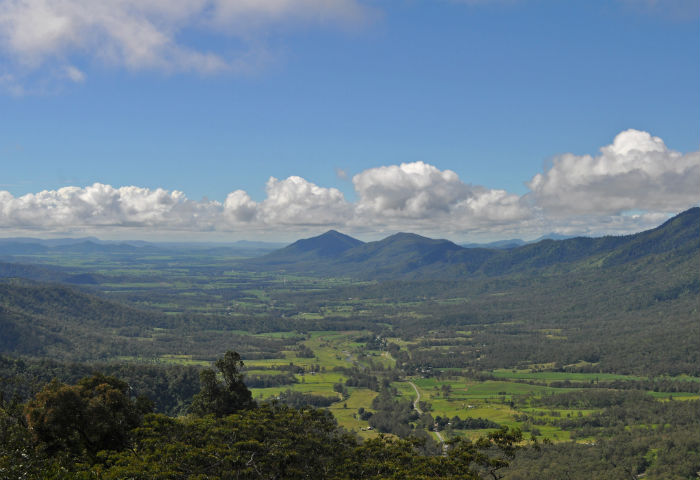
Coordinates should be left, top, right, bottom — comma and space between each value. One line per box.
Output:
408, 381, 423, 414
408, 381, 446, 453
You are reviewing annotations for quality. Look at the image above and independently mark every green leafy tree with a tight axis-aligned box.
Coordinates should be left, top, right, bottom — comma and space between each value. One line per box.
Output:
24, 374, 146, 459
189, 351, 255, 417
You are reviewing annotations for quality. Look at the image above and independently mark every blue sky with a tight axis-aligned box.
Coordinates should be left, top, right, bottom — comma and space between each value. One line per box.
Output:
0, 0, 698, 241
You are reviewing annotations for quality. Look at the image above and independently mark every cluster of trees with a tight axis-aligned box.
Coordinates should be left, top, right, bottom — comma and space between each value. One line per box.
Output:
545, 378, 700, 393
516, 390, 699, 436
434, 415, 502, 431
344, 370, 382, 391
0, 354, 201, 416
296, 344, 315, 358
0, 351, 525, 479
503, 388, 700, 478
274, 389, 338, 408
368, 388, 422, 438
506, 426, 700, 480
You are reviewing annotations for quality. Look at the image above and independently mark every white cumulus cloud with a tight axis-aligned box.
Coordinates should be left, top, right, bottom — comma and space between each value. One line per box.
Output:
259, 176, 351, 226
0, 183, 219, 229
0, 130, 697, 239
528, 129, 700, 216
352, 161, 532, 231
223, 189, 258, 223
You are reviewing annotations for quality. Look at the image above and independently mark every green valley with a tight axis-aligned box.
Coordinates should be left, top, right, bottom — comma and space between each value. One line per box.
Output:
0, 207, 698, 478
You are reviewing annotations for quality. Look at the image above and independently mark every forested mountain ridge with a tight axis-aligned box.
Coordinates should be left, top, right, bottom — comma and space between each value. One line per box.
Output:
0, 280, 174, 358
243, 207, 699, 279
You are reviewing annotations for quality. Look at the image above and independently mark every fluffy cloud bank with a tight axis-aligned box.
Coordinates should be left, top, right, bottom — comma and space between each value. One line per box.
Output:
0, 184, 217, 229
352, 162, 531, 230
528, 129, 700, 216
0, 129, 697, 239
224, 176, 351, 226
0, 0, 371, 91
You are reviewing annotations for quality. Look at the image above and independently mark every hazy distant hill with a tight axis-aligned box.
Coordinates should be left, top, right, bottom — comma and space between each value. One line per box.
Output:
461, 239, 526, 249
243, 207, 699, 280
0, 238, 155, 255
0, 237, 281, 259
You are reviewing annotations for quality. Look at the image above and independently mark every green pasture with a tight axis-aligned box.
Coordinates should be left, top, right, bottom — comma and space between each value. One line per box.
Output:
403, 378, 579, 442
522, 407, 597, 418
463, 380, 565, 397
647, 392, 699, 401
328, 388, 380, 439
244, 369, 292, 377
157, 354, 211, 366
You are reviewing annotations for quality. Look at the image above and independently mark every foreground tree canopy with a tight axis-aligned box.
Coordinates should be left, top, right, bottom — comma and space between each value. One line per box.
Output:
89, 406, 522, 479
0, 352, 523, 479
24, 374, 149, 459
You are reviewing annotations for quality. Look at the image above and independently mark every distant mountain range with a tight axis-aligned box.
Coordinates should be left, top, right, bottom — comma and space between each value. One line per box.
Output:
0, 237, 284, 257
1, 208, 697, 282
461, 239, 527, 249
460, 234, 574, 250
242, 207, 699, 280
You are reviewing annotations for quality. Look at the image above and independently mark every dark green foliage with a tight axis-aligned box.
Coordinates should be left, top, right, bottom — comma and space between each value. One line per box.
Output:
0, 280, 171, 359
517, 392, 699, 436
342, 427, 522, 480
4, 373, 525, 480
545, 378, 700, 393
0, 355, 201, 416
368, 388, 421, 438
0, 279, 303, 361
436, 415, 501, 430
84, 406, 522, 480
93, 406, 355, 479
507, 425, 700, 480
189, 351, 255, 417
506, 390, 700, 478
296, 344, 315, 357
274, 389, 338, 408
24, 374, 146, 459
345, 369, 381, 391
